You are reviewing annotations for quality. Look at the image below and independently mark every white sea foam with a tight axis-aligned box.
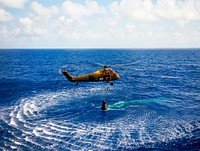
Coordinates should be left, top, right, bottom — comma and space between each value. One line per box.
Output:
24, 136, 45, 149
16, 109, 26, 123
13, 141, 24, 146
48, 121, 70, 130
10, 146, 17, 149
23, 103, 33, 117
10, 117, 18, 127
1, 85, 199, 150
49, 125, 68, 133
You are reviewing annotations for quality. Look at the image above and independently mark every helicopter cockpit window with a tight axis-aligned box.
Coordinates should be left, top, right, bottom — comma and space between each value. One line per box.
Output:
109, 69, 115, 73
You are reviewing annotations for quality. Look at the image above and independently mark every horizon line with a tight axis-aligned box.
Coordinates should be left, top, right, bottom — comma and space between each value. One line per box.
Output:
0, 47, 200, 50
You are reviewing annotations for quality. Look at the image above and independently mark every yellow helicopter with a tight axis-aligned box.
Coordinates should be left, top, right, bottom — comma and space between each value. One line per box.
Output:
61, 66, 120, 86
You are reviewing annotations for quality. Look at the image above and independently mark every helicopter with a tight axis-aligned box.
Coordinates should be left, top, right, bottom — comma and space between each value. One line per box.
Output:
60, 66, 120, 86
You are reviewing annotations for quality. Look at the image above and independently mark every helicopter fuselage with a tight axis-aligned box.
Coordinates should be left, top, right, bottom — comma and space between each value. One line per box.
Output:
61, 67, 120, 83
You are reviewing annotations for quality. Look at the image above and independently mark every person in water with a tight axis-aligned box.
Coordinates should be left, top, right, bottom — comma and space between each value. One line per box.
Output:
101, 99, 108, 110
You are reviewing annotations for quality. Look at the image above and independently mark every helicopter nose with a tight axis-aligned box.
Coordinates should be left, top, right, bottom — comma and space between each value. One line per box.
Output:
115, 73, 120, 79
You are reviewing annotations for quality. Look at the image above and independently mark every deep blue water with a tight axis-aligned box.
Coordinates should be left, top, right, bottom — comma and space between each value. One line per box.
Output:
0, 49, 200, 150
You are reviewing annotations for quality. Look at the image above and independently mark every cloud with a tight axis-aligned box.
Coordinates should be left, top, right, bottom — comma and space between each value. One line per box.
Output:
14, 1, 59, 37
1, 0, 200, 48
86, 30, 108, 40
19, 17, 47, 36
108, 0, 200, 22
62, 0, 106, 18
19, 17, 33, 26
58, 16, 74, 28
0, 8, 13, 22
31, 1, 58, 18
109, 0, 158, 22
154, 0, 200, 21
0, 26, 7, 35
0, 0, 26, 8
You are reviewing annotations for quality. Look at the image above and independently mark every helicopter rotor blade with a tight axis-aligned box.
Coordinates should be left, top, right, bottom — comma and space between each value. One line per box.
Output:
96, 63, 105, 67
94, 61, 137, 68
110, 61, 137, 67
61, 60, 137, 71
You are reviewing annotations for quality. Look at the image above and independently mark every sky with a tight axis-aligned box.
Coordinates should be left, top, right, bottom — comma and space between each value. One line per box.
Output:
0, 0, 200, 48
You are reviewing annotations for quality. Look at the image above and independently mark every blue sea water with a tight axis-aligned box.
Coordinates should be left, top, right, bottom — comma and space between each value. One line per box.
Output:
0, 49, 200, 150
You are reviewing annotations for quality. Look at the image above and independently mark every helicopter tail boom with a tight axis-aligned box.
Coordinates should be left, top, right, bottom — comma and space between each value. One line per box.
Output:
61, 70, 75, 82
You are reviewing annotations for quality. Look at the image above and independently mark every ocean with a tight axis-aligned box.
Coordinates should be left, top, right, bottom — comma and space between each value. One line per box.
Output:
0, 49, 199, 150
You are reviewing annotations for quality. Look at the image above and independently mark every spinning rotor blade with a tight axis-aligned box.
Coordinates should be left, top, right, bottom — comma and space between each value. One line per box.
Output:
95, 61, 137, 68
110, 61, 137, 67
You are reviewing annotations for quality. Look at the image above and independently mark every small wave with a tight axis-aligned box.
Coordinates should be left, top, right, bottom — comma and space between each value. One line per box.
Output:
160, 75, 179, 79
0, 86, 199, 150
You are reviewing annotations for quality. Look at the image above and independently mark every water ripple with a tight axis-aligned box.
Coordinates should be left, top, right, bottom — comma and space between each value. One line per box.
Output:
1, 86, 199, 150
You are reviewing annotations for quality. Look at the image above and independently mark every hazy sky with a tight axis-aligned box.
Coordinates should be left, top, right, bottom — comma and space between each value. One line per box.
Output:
0, 0, 200, 48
